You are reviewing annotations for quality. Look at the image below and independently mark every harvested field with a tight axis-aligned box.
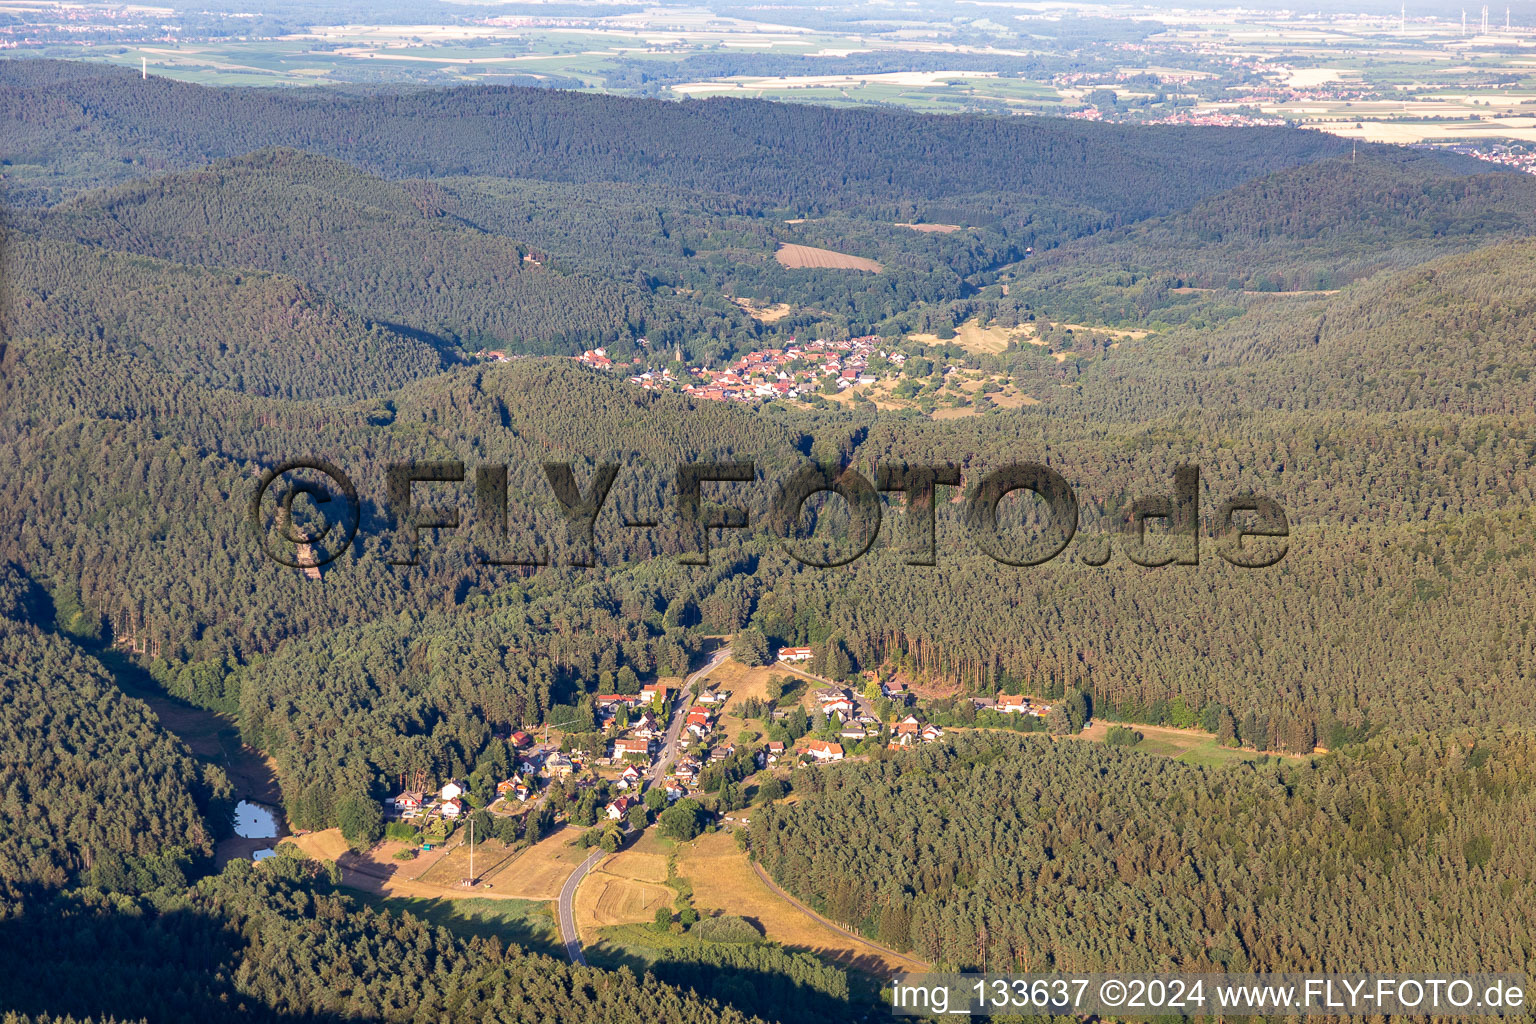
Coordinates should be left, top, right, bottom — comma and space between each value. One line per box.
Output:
895, 222, 962, 233
576, 870, 674, 929
775, 243, 881, 272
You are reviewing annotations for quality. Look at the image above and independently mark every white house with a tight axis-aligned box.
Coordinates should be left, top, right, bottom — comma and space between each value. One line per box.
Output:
440, 781, 464, 801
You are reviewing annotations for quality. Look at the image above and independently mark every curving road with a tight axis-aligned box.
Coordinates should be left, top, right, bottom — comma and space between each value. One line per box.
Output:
556, 644, 731, 966
557, 848, 605, 964
647, 645, 731, 787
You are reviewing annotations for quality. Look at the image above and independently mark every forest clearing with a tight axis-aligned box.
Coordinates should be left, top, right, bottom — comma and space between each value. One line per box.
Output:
774, 244, 882, 272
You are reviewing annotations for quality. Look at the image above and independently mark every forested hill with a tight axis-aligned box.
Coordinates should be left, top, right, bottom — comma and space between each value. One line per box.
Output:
4, 230, 449, 400
1059, 235, 1536, 418
0, 565, 230, 906
0, 58, 1472, 216
753, 731, 1536, 976
16, 149, 747, 355
5, 850, 765, 1023
1004, 156, 1536, 317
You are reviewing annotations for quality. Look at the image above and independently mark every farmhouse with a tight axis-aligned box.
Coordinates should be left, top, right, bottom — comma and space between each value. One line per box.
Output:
997, 695, 1031, 714
805, 740, 845, 762
777, 647, 812, 662
640, 682, 672, 702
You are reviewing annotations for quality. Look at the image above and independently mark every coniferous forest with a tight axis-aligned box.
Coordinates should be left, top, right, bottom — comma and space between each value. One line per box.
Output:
3, 57, 1536, 1023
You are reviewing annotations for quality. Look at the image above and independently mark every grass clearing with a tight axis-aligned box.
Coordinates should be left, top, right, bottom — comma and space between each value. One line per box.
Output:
1077, 721, 1315, 767
481, 825, 589, 898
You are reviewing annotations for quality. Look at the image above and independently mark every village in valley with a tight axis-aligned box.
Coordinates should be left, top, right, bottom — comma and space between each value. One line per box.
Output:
375, 640, 1058, 862
620, 335, 891, 404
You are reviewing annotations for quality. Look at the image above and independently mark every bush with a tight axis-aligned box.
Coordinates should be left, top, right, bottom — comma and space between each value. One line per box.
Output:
1106, 725, 1143, 746
384, 822, 418, 843
692, 914, 762, 943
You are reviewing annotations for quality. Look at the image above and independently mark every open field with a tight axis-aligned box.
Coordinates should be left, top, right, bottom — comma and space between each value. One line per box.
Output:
775, 244, 882, 272
674, 831, 921, 976
576, 869, 674, 931
908, 319, 1031, 356
482, 826, 591, 898
416, 835, 522, 888
730, 298, 794, 322
704, 658, 781, 711
1076, 721, 1316, 767
282, 825, 589, 901
895, 222, 963, 233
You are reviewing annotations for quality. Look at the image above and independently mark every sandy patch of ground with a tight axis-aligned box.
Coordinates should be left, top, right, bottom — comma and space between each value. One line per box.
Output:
775, 243, 882, 272
731, 298, 794, 322
907, 319, 1032, 355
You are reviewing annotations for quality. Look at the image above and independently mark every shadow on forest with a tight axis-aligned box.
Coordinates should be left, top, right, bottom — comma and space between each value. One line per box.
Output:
0, 887, 357, 1024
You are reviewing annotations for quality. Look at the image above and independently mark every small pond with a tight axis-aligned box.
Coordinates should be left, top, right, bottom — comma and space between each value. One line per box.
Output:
234, 800, 282, 840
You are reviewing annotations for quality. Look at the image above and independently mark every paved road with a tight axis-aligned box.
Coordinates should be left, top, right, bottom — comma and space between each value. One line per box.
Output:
647, 646, 731, 787
557, 848, 605, 965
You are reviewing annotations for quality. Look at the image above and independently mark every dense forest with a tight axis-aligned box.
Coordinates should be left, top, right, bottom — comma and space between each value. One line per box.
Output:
3, 852, 765, 1023
6, 58, 1536, 1021
0, 566, 228, 906
752, 731, 1536, 975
